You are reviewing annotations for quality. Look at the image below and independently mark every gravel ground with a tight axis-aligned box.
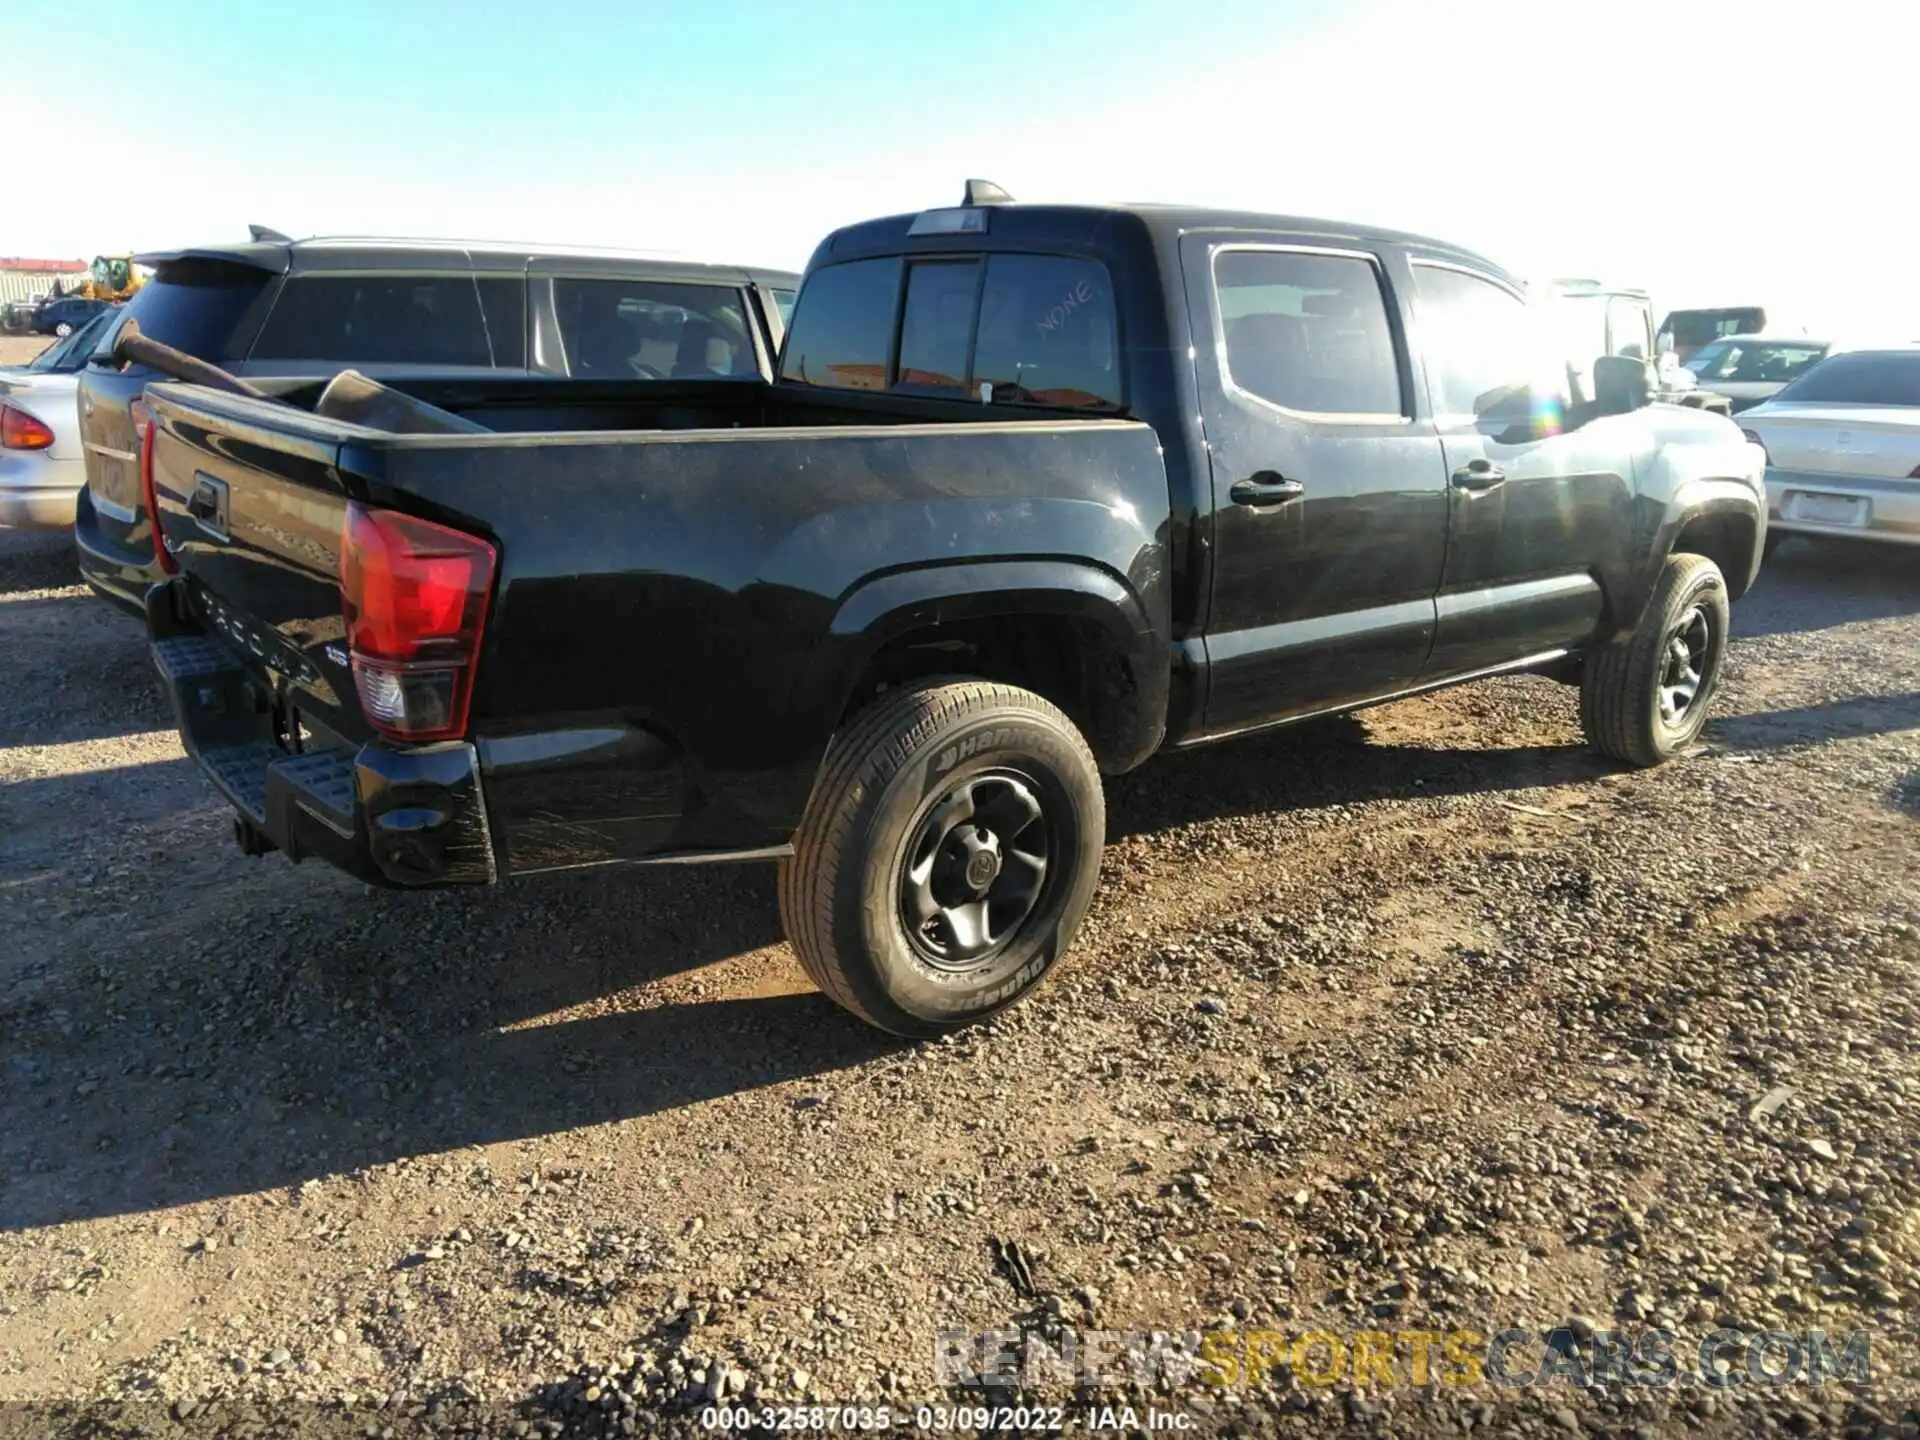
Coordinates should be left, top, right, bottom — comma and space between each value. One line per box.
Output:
0, 525, 1914, 1438
0, 336, 53, 366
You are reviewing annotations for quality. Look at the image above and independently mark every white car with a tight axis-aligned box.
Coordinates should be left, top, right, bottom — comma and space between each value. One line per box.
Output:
0, 310, 113, 529
1684, 333, 1832, 413
1740, 349, 1920, 549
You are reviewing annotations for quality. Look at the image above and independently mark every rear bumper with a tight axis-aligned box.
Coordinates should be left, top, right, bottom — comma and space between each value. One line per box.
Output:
74, 484, 164, 616
149, 585, 498, 888
1766, 467, 1920, 546
0, 489, 78, 529
0, 454, 81, 530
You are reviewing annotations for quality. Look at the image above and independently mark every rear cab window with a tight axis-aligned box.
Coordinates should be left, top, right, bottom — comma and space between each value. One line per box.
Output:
780, 251, 1122, 409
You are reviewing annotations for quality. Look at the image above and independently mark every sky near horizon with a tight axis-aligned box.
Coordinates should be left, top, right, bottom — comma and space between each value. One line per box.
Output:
4, 0, 1915, 335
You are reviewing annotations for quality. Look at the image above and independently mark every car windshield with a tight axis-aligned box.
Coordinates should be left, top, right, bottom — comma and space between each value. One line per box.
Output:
1771, 351, 1920, 406
1686, 340, 1827, 383
26, 309, 113, 371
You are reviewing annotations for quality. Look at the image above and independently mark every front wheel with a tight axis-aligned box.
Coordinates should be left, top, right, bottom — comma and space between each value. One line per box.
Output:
1580, 553, 1730, 766
779, 680, 1105, 1037
54, 322, 73, 338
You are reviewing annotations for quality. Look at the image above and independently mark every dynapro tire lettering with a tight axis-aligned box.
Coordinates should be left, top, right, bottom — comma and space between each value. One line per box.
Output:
934, 729, 1006, 775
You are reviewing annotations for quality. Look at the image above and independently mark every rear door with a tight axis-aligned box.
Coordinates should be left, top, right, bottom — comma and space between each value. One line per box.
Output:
1180, 233, 1449, 735
76, 256, 278, 546
1408, 260, 1625, 678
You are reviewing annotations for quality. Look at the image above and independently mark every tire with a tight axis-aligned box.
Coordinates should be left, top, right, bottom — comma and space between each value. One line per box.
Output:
1580, 553, 1730, 767
54, 322, 73, 338
779, 680, 1105, 1037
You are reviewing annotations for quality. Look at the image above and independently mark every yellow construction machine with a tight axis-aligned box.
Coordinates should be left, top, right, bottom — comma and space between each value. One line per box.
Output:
79, 255, 146, 303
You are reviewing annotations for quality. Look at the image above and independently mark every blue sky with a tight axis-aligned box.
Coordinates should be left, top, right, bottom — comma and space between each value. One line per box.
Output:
4, 0, 1912, 335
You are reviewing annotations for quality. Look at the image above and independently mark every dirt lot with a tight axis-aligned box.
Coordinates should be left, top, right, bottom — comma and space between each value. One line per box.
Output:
0, 336, 52, 366
0, 525, 1915, 1437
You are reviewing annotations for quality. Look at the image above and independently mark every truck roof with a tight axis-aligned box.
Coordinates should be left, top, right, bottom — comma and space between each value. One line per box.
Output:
811, 200, 1520, 287
133, 236, 799, 288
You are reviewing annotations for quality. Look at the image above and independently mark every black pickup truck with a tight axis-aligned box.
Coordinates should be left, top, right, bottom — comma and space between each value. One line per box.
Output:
136, 187, 1768, 1036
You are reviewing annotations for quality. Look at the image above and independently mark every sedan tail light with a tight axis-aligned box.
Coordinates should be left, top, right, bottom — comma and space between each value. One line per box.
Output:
0, 403, 55, 451
1740, 428, 1771, 467
340, 502, 496, 743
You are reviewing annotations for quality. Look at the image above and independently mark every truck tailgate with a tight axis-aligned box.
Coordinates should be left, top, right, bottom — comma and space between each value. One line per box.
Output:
146, 384, 371, 747
144, 382, 500, 887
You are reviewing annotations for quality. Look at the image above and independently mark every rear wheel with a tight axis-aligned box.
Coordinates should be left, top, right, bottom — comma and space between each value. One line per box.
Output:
779, 680, 1105, 1037
1580, 553, 1730, 766
54, 322, 73, 338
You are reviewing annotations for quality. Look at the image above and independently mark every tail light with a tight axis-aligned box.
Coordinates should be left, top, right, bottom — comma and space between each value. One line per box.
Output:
340, 502, 496, 742
0, 403, 55, 451
132, 398, 177, 576
1740, 428, 1771, 467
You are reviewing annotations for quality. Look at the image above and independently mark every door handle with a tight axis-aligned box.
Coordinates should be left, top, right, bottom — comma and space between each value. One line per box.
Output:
1452, 459, 1506, 492
1230, 472, 1306, 508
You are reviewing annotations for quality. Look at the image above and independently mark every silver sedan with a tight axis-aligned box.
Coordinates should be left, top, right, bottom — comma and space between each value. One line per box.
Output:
0, 310, 114, 530
1741, 349, 1920, 549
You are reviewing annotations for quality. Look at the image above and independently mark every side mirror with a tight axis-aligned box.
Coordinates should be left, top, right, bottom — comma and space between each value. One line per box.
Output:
1593, 354, 1652, 415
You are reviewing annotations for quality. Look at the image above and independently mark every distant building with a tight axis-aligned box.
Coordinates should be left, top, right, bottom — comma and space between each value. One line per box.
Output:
0, 258, 92, 307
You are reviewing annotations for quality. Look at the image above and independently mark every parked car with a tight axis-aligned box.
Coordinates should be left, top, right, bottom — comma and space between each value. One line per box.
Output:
0, 310, 117, 529
1685, 335, 1832, 413
1740, 348, 1920, 550
32, 296, 114, 338
73, 234, 798, 615
135, 187, 1766, 1037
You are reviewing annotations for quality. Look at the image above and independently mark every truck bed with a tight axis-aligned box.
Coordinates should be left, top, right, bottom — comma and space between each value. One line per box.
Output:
144, 376, 1171, 883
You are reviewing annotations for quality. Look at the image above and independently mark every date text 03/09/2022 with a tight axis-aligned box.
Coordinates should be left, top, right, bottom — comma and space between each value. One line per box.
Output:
697, 1404, 1197, 1431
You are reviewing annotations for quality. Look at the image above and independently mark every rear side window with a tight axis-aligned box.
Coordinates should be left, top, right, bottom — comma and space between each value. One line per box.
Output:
476, 277, 526, 368
121, 259, 273, 361
780, 258, 900, 392
1215, 249, 1405, 417
252, 275, 493, 365
553, 279, 758, 379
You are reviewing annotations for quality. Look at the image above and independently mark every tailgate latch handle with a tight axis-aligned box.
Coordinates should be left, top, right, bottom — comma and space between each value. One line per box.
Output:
187, 473, 231, 542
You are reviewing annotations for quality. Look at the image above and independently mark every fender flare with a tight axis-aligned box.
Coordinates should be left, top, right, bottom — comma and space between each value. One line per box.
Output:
1653, 477, 1766, 602
824, 558, 1170, 772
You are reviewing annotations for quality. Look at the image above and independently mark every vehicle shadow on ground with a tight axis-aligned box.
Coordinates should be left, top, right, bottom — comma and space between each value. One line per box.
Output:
1737, 539, 1920, 638
0, 984, 897, 1233
1107, 711, 1611, 840
0, 849, 892, 1230
1709, 691, 1920, 750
